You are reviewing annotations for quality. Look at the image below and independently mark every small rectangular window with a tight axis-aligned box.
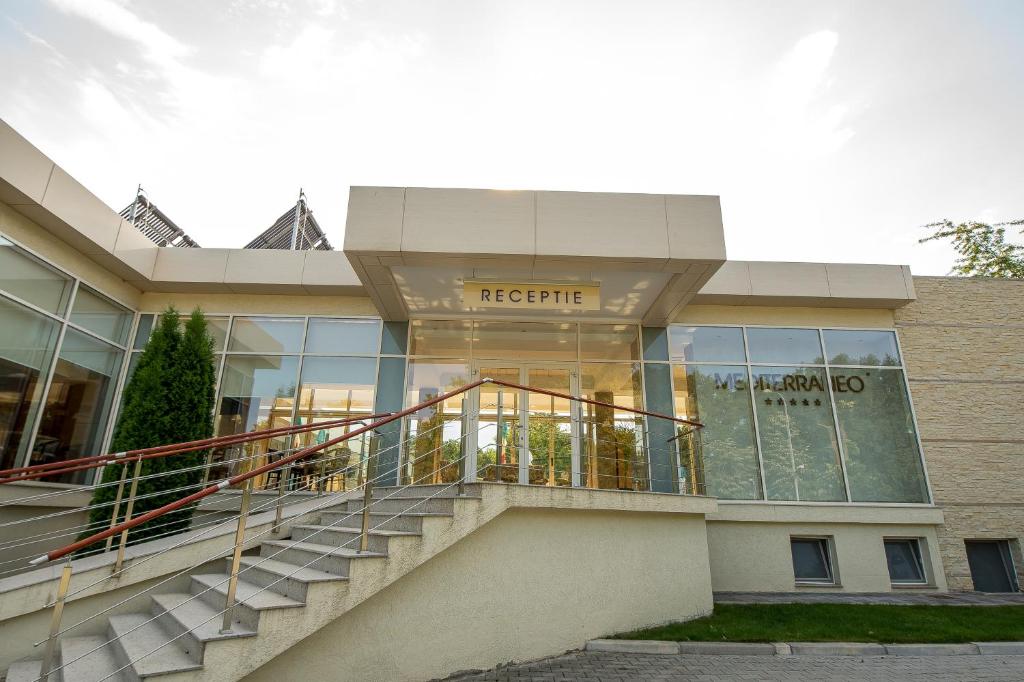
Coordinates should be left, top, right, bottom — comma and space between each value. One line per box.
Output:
884, 539, 927, 584
791, 537, 835, 584
965, 540, 1020, 593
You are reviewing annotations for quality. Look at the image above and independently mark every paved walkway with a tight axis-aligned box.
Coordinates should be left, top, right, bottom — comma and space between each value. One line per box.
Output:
715, 591, 1024, 605
449, 651, 1024, 681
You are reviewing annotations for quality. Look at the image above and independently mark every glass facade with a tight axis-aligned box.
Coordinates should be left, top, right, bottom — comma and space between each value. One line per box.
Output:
666, 325, 929, 503
0, 228, 932, 504
0, 238, 132, 482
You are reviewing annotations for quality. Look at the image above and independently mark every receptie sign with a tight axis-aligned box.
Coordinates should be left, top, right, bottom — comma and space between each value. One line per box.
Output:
463, 280, 601, 311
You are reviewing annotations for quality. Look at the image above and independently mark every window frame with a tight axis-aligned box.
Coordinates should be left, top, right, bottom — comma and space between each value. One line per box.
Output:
790, 535, 838, 586
883, 537, 929, 586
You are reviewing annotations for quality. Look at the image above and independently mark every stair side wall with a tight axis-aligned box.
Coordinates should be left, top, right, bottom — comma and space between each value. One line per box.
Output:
243, 507, 713, 682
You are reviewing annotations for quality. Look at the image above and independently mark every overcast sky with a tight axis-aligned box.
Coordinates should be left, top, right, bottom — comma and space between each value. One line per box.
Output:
2, 0, 1022, 274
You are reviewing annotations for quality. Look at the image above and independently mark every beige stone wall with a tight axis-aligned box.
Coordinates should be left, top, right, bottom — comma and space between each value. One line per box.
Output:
896, 276, 1024, 591
138, 291, 377, 316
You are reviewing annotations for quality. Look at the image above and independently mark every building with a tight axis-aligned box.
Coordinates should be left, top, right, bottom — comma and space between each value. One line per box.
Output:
0, 119, 1021, 679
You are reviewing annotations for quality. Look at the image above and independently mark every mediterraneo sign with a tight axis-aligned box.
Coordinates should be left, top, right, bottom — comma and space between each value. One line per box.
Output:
463, 280, 601, 311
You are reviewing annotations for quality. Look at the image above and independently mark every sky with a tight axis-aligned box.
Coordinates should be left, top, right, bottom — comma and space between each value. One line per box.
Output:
1, 0, 1022, 274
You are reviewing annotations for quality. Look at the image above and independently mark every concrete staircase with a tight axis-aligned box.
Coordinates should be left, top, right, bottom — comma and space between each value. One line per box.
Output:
6, 484, 484, 682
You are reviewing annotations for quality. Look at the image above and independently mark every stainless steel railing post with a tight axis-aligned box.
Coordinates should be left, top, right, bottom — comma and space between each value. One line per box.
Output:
359, 435, 379, 554
39, 558, 73, 681
112, 456, 144, 575
221, 451, 254, 634
104, 462, 129, 553
458, 399, 468, 496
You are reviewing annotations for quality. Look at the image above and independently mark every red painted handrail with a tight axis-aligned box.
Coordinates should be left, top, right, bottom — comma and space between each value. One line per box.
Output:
0, 413, 391, 485
32, 378, 701, 564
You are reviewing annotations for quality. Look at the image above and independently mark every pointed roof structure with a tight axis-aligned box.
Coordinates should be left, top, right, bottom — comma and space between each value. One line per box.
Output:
244, 190, 332, 251
120, 186, 200, 248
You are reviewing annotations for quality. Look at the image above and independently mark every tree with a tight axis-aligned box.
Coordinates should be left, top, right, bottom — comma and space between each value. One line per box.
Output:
81, 308, 216, 550
920, 219, 1024, 278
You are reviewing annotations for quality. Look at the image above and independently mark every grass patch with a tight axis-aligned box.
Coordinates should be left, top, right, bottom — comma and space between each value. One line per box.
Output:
616, 604, 1024, 643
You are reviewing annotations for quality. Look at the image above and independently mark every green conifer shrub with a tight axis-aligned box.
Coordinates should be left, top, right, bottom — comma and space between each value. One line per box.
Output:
80, 307, 216, 550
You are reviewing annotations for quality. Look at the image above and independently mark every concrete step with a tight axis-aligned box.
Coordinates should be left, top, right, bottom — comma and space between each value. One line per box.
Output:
318, 509, 451, 533
150, 593, 255, 664
290, 524, 419, 553
234, 556, 348, 602
372, 483, 483, 499
189, 574, 302, 631
5, 660, 49, 682
260, 539, 386, 577
61, 635, 127, 682
107, 613, 201, 680
345, 495, 464, 515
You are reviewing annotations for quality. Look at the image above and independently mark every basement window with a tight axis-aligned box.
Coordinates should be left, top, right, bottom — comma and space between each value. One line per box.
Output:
884, 539, 927, 585
791, 537, 835, 585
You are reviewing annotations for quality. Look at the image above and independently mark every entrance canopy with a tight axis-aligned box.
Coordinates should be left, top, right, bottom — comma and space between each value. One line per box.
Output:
343, 187, 727, 325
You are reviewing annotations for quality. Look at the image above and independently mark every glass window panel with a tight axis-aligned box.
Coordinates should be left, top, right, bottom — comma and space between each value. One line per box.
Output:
298, 357, 376, 414
885, 540, 926, 584
669, 326, 746, 362
580, 324, 639, 361
380, 321, 408, 355
70, 286, 132, 346
824, 329, 901, 366
133, 314, 154, 350
0, 237, 73, 314
965, 541, 1019, 593
476, 367, 522, 484
217, 355, 299, 434
402, 359, 470, 485
206, 316, 230, 352
0, 297, 61, 469
304, 318, 381, 354
472, 321, 576, 361
579, 362, 646, 490
674, 364, 762, 500
228, 317, 304, 353
791, 538, 833, 583
746, 328, 824, 364
751, 366, 845, 502
408, 320, 471, 357
30, 329, 124, 483
833, 367, 929, 503
524, 367, 575, 487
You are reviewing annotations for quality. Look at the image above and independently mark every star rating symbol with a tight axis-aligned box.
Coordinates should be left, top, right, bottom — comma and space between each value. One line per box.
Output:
802, 399, 810, 406
776, 398, 784, 406
764, 398, 773, 406
814, 399, 822, 406
789, 398, 797, 406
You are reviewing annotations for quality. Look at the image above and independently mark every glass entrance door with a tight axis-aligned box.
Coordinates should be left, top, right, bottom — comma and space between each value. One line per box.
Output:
473, 364, 579, 486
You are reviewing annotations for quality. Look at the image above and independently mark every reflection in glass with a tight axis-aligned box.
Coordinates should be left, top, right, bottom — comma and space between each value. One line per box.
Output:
473, 321, 576, 361
580, 324, 640, 361
30, 329, 124, 483
228, 317, 304, 353
824, 330, 901, 366
579, 362, 646, 490
674, 364, 761, 500
304, 318, 381, 354
402, 360, 469, 484
751, 366, 845, 501
746, 328, 823, 364
133, 315, 154, 350
293, 356, 377, 491
70, 286, 132, 345
833, 368, 928, 503
476, 367, 522, 483
381, 321, 409, 355
409, 320, 471, 357
0, 298, 60, 470
669, 326, 746, 363
525, 367, 574, 487
151, 314, 230, 352
215, 355, 299, 482
0, 237, 73, 314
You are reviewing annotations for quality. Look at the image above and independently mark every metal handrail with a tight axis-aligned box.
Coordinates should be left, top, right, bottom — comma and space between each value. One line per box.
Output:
0, 413, 390, 484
